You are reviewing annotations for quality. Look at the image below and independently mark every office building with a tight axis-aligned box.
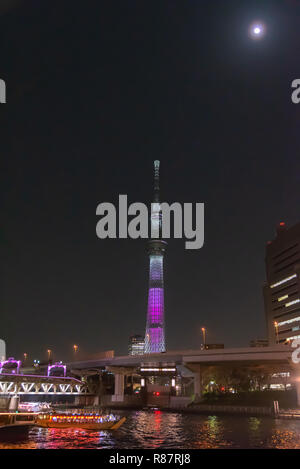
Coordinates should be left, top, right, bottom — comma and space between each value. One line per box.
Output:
128, 335, 145, 356
263, 222, 300, 344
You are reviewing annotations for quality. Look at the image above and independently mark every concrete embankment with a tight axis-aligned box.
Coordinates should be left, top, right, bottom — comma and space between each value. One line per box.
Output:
100, 395, 275, 416
168, 401, 300, 419
277, 411, 300, 419
180, 404, 273, 417
98, 394, 300, 419
65, 396, 300, 419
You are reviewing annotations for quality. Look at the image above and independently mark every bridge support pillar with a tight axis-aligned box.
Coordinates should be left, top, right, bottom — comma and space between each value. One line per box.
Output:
193, 366, 203, 402
294, 378, 300, 406
290, 368, 300, 406
8, 395, 19, 411
74, 396, 81, 406
0, 397, 10, 410
113, 373, 124, 402
92, 395, 99, 406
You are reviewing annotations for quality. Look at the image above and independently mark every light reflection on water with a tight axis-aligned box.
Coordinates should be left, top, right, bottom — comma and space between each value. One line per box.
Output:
1, 411, 300, 449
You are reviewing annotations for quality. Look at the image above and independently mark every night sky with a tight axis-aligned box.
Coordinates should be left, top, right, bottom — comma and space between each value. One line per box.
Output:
1, 0, 299, 362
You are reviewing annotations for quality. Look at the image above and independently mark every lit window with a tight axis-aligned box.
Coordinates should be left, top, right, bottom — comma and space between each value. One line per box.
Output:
270, 274, 297, 289
278, 295, 289, 302
285, 299, 300, 308
278, 316, 300, 327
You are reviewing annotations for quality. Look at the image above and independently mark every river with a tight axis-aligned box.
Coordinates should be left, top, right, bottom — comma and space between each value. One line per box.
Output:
1, 410, 300, 449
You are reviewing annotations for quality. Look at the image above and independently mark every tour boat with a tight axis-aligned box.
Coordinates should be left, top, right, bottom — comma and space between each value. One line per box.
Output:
0, 412, 37, 435
36, 413, 126, 430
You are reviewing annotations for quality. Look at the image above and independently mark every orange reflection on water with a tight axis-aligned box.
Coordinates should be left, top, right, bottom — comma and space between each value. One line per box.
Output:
270, 429, 300, 449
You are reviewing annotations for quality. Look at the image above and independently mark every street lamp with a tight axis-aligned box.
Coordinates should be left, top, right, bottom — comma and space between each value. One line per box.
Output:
23, 353, 28, 363
201, 327, 206, 348
274, 321, 279, 344
73, 344, 78, 355
47, 349, 52, 361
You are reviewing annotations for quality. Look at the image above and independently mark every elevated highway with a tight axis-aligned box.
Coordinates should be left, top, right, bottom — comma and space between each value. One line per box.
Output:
66, 345, 300, 405
67, 345, 295, 370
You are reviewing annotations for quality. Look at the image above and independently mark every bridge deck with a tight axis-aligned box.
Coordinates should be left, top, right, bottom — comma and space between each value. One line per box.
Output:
66, 346, 294, 370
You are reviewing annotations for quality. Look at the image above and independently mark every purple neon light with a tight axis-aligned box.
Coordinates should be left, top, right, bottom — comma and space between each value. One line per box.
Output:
145, 254, 166, 353
147, 288, 164, 325
47, 363, 67, 377
147, 327, 164, 352
0, 359, 21, 375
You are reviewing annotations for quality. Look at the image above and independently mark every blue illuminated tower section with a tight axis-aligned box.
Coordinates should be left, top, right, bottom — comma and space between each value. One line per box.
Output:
144, 160, 167, 353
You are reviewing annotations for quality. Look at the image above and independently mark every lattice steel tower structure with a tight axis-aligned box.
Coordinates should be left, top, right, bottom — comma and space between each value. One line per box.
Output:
144, 160, 167, 353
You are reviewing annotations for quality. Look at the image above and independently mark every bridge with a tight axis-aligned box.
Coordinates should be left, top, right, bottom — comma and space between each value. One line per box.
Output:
0, 373, 87, 396
67, 345, 295, 368
0, 372, 91, 411
64, 345, 300, 406
66, 345, 296, 378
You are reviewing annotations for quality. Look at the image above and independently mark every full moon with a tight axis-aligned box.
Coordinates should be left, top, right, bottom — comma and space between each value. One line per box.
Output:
249, 22, 265, 39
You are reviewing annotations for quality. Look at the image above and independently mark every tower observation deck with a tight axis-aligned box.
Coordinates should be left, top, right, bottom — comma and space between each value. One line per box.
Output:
144, 161, 167, 354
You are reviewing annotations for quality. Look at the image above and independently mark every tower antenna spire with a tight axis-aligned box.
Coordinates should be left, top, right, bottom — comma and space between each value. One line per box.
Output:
153, 160, 160, 203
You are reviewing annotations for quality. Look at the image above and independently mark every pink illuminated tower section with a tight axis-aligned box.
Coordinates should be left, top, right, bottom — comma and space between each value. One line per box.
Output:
144, 161, 167, 353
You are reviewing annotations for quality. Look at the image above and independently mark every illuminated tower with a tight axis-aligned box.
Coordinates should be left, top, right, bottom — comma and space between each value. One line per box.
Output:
144, 160, 167, 353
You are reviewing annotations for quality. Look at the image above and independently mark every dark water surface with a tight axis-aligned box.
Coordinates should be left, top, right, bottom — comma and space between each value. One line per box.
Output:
1, 410, 300, 449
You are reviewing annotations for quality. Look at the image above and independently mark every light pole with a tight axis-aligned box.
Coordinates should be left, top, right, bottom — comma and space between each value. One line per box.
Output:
73, 344, 78, 356
274, 321, 279, 344
47, 349, 52, 362
23, 353, 28, 364
201, 327, 206, 349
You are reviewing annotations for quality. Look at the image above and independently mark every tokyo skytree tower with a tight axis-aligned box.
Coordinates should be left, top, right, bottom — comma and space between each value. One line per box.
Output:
144, 160, 167, 353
